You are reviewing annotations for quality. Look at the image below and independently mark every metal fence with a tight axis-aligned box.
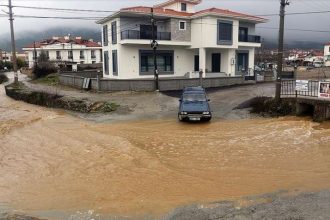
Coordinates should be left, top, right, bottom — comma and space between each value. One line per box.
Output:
281, 79, 319, 97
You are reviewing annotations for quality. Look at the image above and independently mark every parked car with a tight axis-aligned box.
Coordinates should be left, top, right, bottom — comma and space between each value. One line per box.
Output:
313, 61, 324, 68
178, 87, 212, 122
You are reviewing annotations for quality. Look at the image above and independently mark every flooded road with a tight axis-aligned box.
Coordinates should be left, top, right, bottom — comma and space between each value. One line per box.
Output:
1, 84, 330, 219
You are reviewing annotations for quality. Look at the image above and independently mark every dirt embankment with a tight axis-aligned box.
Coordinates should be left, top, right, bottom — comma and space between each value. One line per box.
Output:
5, 82, 119, 113
235, 96, 296, 117
0, 74, 9, 84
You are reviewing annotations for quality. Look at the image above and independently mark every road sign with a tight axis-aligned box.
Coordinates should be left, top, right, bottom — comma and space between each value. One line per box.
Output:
296, 80, 309, 92
319, 81, 330, 98
151, 40, 158, 49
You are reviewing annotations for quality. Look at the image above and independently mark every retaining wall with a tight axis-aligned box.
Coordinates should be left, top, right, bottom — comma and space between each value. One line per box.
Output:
59, 74, 245, 92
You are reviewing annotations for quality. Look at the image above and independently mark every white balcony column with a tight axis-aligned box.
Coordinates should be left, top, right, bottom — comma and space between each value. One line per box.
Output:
199, 47, 206, 77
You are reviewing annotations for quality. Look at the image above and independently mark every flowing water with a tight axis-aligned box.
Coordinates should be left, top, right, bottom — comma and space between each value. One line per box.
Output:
1, 85, 330, 219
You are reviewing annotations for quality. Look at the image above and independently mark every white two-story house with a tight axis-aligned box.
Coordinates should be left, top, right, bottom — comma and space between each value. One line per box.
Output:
23, 36, 102, 68
97, 0, 267, 79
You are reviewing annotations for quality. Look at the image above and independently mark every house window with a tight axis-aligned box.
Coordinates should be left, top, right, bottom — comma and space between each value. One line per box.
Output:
103, 25, 108, 46
111, 21, 117, 44
112, 50, 118, 76
181, 3, 187, 12
140, 50, 174, 75
68, 50, 73, 59
56, 51, 61, 59
45, 51, 49, 59
91, 50, 96, 59
179, 21, 186, 30
104, 51, 109, 75
80, 50, 84, 59
217, 20, 233, 45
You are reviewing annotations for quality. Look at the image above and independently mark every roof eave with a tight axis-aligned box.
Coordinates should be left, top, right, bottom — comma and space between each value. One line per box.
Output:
191, 12, 268, 23
96, 11, 120, 24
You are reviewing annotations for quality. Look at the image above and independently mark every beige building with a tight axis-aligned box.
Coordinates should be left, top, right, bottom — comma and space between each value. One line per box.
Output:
22, 36, 102, 68
324, 43, 330, 67
97, 0, 267, 79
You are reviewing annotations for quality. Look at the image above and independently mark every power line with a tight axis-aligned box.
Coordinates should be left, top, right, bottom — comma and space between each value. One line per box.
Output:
7, 5, 116, 13
1, 4, 330, 17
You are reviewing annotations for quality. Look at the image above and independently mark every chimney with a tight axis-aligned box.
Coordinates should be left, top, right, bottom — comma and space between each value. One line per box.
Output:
75, 36, 82, 40
64, 36, 70, 40
52, 36, 59, 40
88, 39, 94, 42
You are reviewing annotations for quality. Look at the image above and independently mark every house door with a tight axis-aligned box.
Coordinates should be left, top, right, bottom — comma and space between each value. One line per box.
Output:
194, 55, 199, 71
237, 53, 249, 74
212, 53, 221, 73
140, 25, 157, 39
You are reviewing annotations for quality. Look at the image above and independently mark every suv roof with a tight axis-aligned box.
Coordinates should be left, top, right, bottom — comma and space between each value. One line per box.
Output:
183, 86, 205, 92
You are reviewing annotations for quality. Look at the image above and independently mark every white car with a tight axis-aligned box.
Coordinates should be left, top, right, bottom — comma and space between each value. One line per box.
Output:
313, 61, 324, 68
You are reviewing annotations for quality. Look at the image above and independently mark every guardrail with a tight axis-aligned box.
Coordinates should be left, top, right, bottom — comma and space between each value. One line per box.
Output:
238, 35, 261, 43
281, 79, 319, 97
121, 30, 171, 41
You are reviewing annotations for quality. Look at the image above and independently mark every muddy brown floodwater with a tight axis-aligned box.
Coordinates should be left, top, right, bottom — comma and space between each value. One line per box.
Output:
1, 85, 330, 219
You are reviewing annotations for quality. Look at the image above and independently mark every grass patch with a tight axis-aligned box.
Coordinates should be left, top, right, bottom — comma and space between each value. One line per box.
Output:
32, 74, 59, 86
0, 74, 9, 84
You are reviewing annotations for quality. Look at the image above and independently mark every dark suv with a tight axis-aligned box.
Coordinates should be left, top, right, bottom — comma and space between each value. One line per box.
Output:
178, 87, 212, 122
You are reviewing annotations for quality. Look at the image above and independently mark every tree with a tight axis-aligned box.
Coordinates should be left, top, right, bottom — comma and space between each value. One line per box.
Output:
33, 51, 57, 79
17, 57, 27, 69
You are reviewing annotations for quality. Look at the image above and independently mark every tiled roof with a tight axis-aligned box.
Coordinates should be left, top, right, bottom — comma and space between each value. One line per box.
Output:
154, 0, 202, 8
117, 6, 266, 23
120, 6, 193, 17
23, 38, 101, 49
193, 7, 266, 21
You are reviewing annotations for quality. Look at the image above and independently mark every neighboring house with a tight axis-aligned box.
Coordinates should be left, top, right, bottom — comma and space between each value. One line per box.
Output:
0, 50, 12, 62
324, 43, 330, 67
22, 36, 102, 68
97, 0, 267, 79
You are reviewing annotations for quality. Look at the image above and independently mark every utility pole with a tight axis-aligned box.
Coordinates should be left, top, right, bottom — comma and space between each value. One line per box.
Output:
275, 0, 290, 102
8, 0, 18, 84
33, 41, 37, 68
151, 8, 159, 91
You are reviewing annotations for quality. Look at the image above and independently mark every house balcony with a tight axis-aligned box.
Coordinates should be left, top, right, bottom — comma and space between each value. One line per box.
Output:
91, 55, 96, 59
80, 55, 85, 59
238, 35, 261, 43
121, 30, 171, 41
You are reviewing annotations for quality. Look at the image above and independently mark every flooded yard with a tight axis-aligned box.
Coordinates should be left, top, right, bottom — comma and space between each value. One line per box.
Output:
1, 85, 330, 219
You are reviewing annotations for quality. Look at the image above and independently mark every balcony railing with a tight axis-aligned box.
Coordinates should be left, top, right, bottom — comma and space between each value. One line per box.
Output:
80, 56, 85, 59
239, 34, 261, 43
91, 55, 96, 59
121, 30, 171, 41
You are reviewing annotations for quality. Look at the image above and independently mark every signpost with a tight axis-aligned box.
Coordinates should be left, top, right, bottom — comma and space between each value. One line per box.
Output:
295, 80, 309, 92
318, 82, 330, 99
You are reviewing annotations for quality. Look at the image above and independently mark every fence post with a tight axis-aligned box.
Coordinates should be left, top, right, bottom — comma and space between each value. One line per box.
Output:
73, 74, 76, 87
199, 70, 203, 87
97, 75, 100, 92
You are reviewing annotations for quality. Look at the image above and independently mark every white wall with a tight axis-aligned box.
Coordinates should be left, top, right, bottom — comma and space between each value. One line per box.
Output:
104, 44, 194, 79
191, 16, 239, 49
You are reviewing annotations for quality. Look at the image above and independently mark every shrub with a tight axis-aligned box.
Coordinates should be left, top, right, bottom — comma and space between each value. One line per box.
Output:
0, 74, 9, 84
33, 51, 57, 78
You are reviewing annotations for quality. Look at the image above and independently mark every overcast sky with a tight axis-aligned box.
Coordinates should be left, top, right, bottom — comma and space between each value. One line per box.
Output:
0, 0, 330, 44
